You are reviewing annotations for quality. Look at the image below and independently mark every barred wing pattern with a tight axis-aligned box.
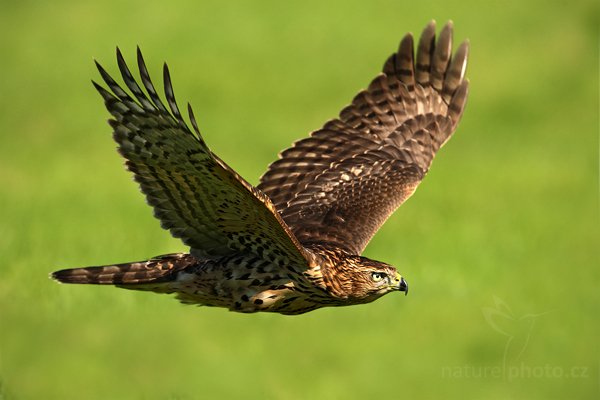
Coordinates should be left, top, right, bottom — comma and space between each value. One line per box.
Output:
258, 21, 469, 254
93, 48, 308, 268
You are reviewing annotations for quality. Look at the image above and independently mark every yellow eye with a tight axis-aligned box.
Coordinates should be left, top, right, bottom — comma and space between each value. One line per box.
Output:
371, 272, 386, 282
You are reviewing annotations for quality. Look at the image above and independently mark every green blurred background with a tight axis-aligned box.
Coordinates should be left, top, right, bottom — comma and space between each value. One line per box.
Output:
0, 0, 597, 398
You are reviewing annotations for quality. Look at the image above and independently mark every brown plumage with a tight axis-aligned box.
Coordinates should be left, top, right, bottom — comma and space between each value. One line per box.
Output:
52, 21, 469, 315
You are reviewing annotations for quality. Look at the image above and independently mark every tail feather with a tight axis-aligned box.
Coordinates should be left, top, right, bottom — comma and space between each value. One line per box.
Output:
51, 253, 197, 285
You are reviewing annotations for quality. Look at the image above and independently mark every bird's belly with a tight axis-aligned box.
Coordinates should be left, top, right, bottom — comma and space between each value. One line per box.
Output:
171, 265, 321, 315
174, 280, 319, 314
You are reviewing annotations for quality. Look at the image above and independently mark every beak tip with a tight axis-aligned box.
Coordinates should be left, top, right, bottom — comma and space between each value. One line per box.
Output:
399, 277, 408, 296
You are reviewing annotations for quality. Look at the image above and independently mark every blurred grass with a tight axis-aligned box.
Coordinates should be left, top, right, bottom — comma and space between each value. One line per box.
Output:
0, 0, 598, 399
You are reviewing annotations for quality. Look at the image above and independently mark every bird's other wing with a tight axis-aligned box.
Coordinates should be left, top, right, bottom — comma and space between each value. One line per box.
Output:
257, 21, 469, 255
93, 48, 308, 269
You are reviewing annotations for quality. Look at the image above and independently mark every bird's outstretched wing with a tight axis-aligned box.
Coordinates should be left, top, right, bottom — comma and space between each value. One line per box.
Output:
258, 21, 469, 255
93, 48, 308, 268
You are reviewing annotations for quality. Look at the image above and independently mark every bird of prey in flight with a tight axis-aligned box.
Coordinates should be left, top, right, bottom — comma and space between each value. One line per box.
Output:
53, 21, 469, 315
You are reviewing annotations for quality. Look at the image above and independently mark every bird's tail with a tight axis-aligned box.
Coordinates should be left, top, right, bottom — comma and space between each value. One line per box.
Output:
51, 253, 197, 286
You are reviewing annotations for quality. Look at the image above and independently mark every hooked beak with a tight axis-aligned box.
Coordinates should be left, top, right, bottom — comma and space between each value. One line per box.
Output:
399, 277, 408, 296
395, 273, 409, 296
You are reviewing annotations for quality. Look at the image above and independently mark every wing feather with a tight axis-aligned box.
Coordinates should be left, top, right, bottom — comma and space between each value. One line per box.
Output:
258, 21, 470, 254
94, 49, 309, 269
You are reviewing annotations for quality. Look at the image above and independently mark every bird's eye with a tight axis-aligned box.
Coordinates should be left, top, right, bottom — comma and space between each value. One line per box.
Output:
371, 272, 386, 282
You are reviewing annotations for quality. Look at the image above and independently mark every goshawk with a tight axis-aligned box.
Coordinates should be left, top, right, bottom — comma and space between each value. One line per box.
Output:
53, 21, 469, 315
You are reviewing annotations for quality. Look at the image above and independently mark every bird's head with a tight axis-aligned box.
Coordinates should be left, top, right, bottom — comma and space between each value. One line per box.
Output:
322, 255, 408, 304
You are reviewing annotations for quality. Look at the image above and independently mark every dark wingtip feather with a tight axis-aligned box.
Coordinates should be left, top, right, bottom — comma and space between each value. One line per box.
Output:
136, 48, 169, 113
116, 47, 128, 76
188, 103, 201, 135
430, 21, 453, 91
163, 62, 183, 122
442, 39, 469, 103
94, 59, 109, 80
91, 80, 116, 102
415, 21, 436, 85
95, 58, 132, 101
400, 32, 415, 49
448, 79, 469, 127
396, 32, 415, 89
116, 46, 154, 109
